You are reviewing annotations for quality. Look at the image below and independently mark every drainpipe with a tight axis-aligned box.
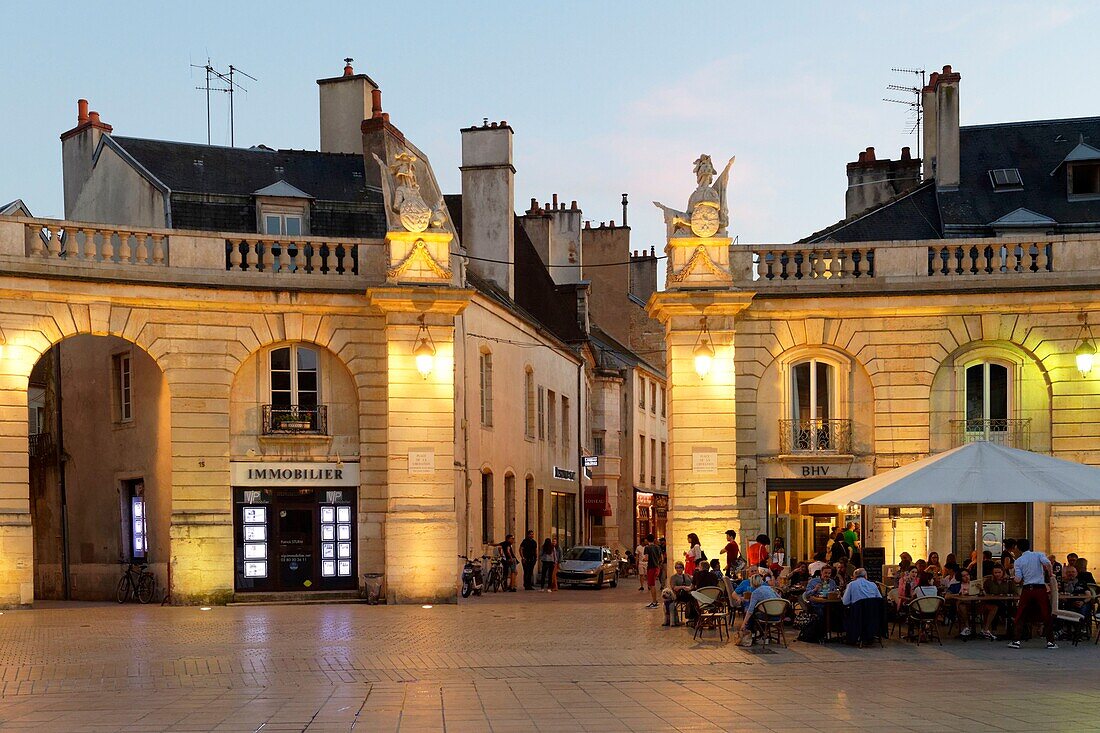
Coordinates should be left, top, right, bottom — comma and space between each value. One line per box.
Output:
54, 344, 71, 600
459, 313, 472, 557
577, 359, 584, 544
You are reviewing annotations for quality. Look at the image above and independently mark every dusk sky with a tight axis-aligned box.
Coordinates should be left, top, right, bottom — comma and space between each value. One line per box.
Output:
3, 2, 1097, 250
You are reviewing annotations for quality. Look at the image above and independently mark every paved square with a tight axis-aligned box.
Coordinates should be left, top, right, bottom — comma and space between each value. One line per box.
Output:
0, 586, 1097, 731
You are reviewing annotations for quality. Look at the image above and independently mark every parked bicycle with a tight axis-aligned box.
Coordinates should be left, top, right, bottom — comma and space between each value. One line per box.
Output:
459, 554, 484, 598
484, 555, 505, 592
117, 562, 156, 604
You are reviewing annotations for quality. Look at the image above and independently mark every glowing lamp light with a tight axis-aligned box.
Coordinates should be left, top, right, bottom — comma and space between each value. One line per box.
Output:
1075, 339, 1095, 377
692, 317, 715, 379
421, 604, 433, 609
200, 606, 212, 611
413, 314, 437, 379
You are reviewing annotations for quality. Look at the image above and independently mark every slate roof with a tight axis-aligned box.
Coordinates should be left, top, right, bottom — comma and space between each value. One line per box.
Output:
804, 116, 1100, 242
111, 136, 381, 203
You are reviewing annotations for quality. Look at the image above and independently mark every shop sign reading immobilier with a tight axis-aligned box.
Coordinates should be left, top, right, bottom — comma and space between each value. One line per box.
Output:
230, 461, 359, 487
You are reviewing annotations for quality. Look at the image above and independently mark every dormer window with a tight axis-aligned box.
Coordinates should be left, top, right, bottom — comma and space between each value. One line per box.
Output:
988, 168, 1022, 191
263, 213, 302, 236
1069, 162, 1100, 198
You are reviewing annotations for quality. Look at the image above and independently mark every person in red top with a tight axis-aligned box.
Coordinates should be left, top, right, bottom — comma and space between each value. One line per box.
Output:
747, 534, 770, 568
720, 529, 741, 576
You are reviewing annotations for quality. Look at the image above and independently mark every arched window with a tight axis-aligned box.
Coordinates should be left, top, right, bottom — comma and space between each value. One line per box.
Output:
964, 361, 1010, 435
786, 358, 844, 452
267, 345, 323, 433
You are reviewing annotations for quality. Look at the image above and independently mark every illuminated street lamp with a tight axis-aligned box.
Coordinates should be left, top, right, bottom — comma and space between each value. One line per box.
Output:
693, 317, 714, 379
413, 315, 436, 379
1075, 336, 1095, 377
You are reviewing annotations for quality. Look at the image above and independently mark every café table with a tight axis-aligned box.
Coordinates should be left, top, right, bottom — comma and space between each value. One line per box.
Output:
944, 593, 1090, 635
806, 595, 844, 643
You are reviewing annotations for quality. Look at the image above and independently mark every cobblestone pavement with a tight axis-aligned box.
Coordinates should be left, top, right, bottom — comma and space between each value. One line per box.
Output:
0, 585, 1098, 732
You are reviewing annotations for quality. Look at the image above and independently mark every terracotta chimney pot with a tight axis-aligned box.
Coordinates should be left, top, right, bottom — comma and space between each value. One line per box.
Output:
77, 99, 89, 124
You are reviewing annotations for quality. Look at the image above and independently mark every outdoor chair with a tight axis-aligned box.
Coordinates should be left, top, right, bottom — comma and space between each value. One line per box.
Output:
906, 595, 944, 645
844, 596, 886, 648
721, 575, 740, 625
691, 586, 728, 641
752, 597, 791, 647
1051, 583, 1088, 646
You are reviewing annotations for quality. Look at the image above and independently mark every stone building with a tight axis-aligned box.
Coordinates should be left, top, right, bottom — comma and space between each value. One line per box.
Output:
1, 60, 665, 606
650, 65, 1100, 571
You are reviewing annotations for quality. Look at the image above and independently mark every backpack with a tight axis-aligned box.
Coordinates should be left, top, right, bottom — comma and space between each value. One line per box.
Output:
698, 549, 708, 563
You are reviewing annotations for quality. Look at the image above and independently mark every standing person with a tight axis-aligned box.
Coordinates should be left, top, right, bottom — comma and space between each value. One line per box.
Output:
644, 534, 663, 609
769, 537, 787, 573
747, 534, 770, 569
636, 538, 648, 591
498, 534, 518, 592
829, 530, 850, 564
519, 530, 538, 591
1008, 538, 1057, 649
720, 529, 741, 576
539, 538, 557, 591
684, 533, 703, 576
549, 538, 562, 591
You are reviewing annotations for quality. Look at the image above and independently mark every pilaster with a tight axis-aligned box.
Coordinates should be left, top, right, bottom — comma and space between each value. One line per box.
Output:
368, 287, 471, 603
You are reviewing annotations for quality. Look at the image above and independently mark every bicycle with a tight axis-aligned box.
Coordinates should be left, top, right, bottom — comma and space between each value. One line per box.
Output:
117, 562, 157, 604
484, 555, 505, 592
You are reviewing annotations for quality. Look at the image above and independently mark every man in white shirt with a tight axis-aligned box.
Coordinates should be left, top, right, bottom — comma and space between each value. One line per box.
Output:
842, 568, 881, 606
1008, 538, 1057, 650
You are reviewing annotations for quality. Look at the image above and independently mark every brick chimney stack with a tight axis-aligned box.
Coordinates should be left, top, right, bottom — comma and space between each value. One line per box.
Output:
922, 64, 962, 189
844, 145, 922, 218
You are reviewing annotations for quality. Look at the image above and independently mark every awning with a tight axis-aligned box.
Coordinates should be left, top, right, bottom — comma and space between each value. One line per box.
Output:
584, 486, 613, 516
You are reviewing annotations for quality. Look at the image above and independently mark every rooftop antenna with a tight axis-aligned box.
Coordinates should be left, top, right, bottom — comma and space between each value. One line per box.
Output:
191, 59, 257, 146
883, 67, 926, 159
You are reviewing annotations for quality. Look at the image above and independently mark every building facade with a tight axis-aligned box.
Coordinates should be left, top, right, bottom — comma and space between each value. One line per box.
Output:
651, 65, 1100, 571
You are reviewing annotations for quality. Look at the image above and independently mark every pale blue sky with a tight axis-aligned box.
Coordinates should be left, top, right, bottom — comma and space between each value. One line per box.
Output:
2, 2, 1097, 248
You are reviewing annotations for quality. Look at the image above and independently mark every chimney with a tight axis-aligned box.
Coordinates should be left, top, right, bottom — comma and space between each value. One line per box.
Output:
520, 195, 582, 285
461, 121, 515, 298
317, 59, 379, 154
921, 65, 961, 188
629, 248, 658, 303
621, 193, 629, 227
844, 145, 922, 218
60, 98, 114, 219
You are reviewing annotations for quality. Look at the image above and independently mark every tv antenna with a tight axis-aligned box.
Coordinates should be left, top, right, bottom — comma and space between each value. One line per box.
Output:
191, 59, 258, 146
883, 67, 926, 159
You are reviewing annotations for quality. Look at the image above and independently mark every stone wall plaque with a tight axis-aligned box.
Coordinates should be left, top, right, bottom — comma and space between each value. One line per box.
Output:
408, 448, 436, 475
692, 447, 718, 475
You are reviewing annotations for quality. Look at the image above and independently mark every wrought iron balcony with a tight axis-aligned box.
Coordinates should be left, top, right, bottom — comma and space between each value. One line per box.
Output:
949, 418, 1031, 450
262, 404, 328, 435
28, 432, 55, 463
779, 418, 852, 454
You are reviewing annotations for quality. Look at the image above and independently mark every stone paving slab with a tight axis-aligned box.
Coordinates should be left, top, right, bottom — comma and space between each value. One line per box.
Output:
1, 587, 1099, 731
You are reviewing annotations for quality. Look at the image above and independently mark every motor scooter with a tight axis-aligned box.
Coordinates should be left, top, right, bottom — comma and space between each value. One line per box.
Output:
459, 554, 484, 598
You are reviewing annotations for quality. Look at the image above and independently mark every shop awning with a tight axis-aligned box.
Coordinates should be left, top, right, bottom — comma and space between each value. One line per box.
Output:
584, 486, 613, 516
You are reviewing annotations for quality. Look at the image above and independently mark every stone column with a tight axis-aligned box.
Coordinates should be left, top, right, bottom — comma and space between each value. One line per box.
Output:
0, 342, 33, 607
368, 287, 471, 604
648, 291, 754, 566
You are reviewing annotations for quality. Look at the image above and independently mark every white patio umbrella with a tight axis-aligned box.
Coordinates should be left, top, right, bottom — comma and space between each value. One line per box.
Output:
803, 441, 1100, 621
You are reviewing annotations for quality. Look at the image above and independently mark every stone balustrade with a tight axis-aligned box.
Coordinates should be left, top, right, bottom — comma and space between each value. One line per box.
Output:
732, 234, 1100, 292
0, 216, 384, 287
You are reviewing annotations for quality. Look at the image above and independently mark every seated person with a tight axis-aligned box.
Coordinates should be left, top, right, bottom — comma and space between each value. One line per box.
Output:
808, 552, 828, 578
842, 567, 881, 606
1060, 565, 1089, 613
926, 551, 943, 578
1075, 557, 1096, 586
943, 553, 960, 576
974, 565, 1016, 640
832, 559, 851, 587
663, 562, 693, 626
786, 561, 810, 587
708, 558, 724, 580
691, 559, 720, 590
735, 573, 779, 646
896, 568, 920, 611
937, 566, 960, 595
967, 550, 995, 579
803, 565, 838, 615
897, 552, 914, 575
914, 571, 939, 598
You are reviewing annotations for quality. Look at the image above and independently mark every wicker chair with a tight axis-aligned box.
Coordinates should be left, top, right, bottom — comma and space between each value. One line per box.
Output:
906, 595, 944, 645
752, 597, 792, 647
691, 586, 728, 641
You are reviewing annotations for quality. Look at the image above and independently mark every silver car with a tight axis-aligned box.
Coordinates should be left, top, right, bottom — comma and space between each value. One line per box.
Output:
556, 545, 619, 589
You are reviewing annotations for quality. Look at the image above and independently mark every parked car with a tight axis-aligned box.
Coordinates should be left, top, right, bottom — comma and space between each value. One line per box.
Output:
556, 545, 619, 589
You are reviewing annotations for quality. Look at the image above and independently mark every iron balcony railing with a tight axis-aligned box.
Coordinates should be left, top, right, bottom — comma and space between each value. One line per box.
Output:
779, 418, 853, 454
949, 418, 1031, 450
28, 432, 55, 463
262, 404, 328, 435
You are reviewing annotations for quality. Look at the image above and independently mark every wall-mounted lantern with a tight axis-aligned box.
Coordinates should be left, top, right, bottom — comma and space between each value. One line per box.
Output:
413, 314, 436, 379
693, 317, 714, 379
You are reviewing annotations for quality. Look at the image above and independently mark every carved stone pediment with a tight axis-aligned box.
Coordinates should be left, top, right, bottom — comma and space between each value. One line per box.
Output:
385, 231, 454, 285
